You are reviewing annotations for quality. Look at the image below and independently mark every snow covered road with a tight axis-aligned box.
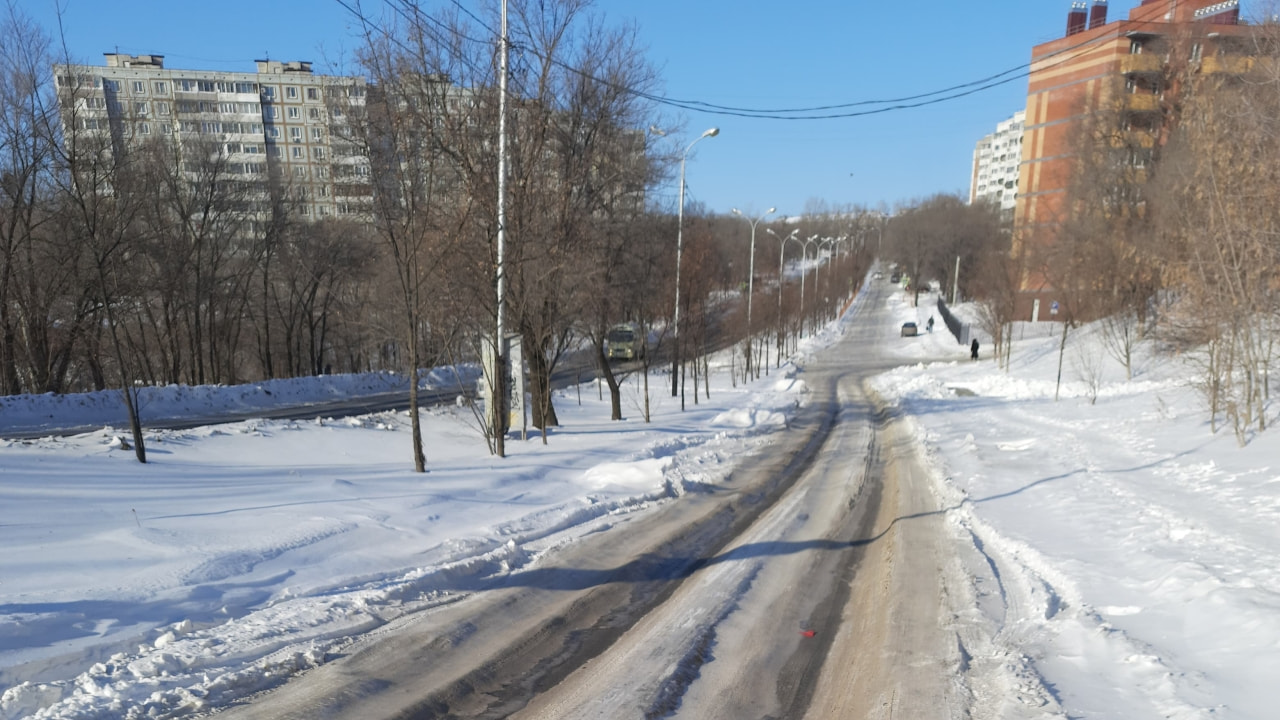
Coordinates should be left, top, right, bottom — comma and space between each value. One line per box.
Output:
205, 281, 979, 718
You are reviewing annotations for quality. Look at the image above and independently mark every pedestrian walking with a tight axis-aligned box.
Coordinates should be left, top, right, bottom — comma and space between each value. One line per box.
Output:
970, 338, 979, 361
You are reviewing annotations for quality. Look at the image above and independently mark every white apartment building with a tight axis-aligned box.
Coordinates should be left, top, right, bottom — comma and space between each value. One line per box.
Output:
54, 53, 371, 221
969, 109, 1025, 217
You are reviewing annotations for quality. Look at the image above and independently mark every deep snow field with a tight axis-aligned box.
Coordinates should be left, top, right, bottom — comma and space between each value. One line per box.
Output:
2, 283, 1277, 719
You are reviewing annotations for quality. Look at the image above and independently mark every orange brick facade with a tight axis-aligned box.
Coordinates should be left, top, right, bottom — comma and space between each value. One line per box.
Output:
1012, 0, 1244, 320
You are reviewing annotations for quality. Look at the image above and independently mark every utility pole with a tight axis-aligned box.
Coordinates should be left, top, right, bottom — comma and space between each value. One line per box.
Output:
494, 0, 509, 458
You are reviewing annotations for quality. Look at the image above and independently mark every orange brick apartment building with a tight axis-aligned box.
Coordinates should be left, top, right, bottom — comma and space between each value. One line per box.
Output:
1013, 0, 1247, 320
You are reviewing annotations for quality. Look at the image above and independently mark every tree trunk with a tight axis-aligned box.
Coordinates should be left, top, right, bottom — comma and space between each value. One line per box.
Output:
595, 341, 622, 420
408, 325, 426, 472
526, 341, 559, 429
1054, 321, 1070, 402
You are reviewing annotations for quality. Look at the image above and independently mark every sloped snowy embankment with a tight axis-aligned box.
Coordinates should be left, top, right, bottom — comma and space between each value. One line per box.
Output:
0, 355, 815, 719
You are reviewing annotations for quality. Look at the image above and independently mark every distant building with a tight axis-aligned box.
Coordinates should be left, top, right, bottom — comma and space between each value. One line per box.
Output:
53, 53, 371, 222
969, 109, 1025, 218
1013, 0, 1250, 317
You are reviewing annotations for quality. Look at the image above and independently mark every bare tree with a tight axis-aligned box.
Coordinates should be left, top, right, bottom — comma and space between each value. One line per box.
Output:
51, 54, 151, 461
345, 17, 462, 471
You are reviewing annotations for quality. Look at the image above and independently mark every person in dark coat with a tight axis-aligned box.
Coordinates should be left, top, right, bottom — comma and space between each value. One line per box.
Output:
970, 338, 979, 360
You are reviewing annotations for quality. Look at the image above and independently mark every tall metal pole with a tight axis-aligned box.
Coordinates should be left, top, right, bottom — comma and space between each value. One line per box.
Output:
732, 207, 774, 380
953, 254, 961, 305
671, 128, 718, 409
494, 0, 508, 458
799, 235, 818, 337
768, 228, 798, 364
747, 221, 756, 378
672, 151, 686, 402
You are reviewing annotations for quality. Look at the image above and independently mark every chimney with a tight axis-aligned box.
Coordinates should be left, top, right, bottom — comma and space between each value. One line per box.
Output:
1067, 1, 1088, 36
1088, 0, 1108, 29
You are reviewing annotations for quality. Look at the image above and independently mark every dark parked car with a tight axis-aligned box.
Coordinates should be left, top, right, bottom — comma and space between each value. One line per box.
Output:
900, 322, 918, 337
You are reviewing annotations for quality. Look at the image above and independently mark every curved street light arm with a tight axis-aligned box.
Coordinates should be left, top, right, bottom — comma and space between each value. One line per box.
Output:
671, 127, 720, 406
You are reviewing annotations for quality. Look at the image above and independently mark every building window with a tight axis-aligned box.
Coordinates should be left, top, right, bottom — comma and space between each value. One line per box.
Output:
308, 107, 320, 120
132, 81, 146, 94
306, 87, 319, 101
292, 146, 303, 158
311, 127, 323, 141
269, 145, 282, 157
268, 106, 280, 119
287, 107, 300, 119
285, 86, 298, 99
1130, 40, 1143, 54
290, 127, 302, 142
134, 101, 148, 115
139, 122, 150, 135
155, 101, 170, 115
104, 79, 120, 92
262, 86, 276, 99
312, 147, 326, 160
198, 80, 216, 92
268, 126, 281, 138
161, 123, 172, 135
293, 166, 307, 178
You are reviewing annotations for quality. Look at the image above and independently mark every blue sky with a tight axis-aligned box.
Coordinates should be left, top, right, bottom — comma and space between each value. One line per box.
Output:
30, 0, 1150, 216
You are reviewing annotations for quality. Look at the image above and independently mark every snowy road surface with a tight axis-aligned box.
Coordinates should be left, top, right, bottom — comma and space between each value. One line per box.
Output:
208, 281, 974, 718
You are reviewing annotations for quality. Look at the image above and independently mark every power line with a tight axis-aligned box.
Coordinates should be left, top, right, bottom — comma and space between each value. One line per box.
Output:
334, 0, 1117, 122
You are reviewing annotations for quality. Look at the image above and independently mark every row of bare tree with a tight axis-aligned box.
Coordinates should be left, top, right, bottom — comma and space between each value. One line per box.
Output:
0, 1, 875, 467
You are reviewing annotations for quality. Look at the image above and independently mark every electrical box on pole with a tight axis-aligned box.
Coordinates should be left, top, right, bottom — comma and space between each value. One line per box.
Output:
481, 334, 526, 442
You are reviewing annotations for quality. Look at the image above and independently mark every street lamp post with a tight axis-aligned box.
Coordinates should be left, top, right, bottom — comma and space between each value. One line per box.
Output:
767, 227, 800, 360
799, 235, 820, 337
731, 207, 774, 381
658, 126, 719, 409
817, 237, 841, 321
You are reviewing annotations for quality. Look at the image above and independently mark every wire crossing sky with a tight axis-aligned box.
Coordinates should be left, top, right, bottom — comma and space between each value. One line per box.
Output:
31, 0, 1155, 215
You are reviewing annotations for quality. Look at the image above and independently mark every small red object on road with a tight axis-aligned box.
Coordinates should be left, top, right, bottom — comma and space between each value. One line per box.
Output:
800, 630, 816, 638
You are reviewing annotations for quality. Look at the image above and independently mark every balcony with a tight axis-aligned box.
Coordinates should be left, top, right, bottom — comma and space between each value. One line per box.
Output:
1123, 93, 1160, 112
1119, 53, 1163, 75
1109, 130, 1156, 148
1200, 55, 1254, 75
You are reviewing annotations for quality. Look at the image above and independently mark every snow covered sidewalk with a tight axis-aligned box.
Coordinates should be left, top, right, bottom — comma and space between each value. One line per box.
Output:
873, 290, 1280, 719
